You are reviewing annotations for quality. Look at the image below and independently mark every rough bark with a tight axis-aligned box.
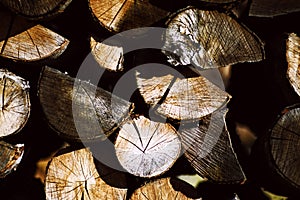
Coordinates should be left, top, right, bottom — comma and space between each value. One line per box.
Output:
38, 66, 133, 142
115, 116, 181, 177
45, 148, 127, 199
0, 69, 30, 137
162, 7, 265, 69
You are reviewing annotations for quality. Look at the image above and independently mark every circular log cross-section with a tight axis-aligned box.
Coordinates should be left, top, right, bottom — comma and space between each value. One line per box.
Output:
0, 69, 30, 138
115, 116, 181, 177
45, 148, 127, 199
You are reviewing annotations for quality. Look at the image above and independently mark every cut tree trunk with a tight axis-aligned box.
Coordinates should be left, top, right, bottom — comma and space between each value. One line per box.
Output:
115, 116, 181, 177
162, 7, 265, 69
38, 66, 133, 142
0, 69, 30, 138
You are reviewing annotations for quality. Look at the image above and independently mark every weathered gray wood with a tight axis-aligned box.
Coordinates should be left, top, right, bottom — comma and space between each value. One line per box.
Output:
136, 72, 231, 121
38, 66, 133, 142
0, 69, 30, 137
0, 0, 72, 19
179, 109, 246, 183
162, 7, 265, 69
0, 10, 69, 62
88, 0, 169, 33
115, 116, 181, 177
45, 148, 127, 199
0, 141, 24, 178
286, 33, 300, 97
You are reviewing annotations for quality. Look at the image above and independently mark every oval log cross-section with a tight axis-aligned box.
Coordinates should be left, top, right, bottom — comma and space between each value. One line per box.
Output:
0, 0, 73, 19
0, 141, 24, 178
136, 72, 231, 121
162, 7, 265, 69
45, 148, 127, 199
0, 11, 69, 62
179, 109, 246, 183
0, 69, 30, 138
89, 0, 169, 33
286, 33, 300, 97
38, 66, 133, 142
115, 116, 181, 177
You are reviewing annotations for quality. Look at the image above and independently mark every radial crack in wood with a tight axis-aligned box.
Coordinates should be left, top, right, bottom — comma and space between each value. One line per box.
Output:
286, 33, 300, 97
179, 109, 246, 183
0, 11, 69, 62
88, 0, 170, 33
136, 72, 231, 121
45, 148, 127, 199
90, 37, 124, 72
38, 66, 133, 142
162, 7, 265, 69
130, 177, 201, 200
0, 69, 30, 138
0, 141, 24, 178
0, 0, 73, 19
115, 116, 181, 177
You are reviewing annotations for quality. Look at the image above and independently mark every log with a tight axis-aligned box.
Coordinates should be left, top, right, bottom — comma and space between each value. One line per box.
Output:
90, 37, 124, 71
0, 69, 30, 138
0, 10, 69, 62
286, 33, 300, 97
136, 72, 231, 121
162, 7, 265, 69
115, 116, 181, 177
88, 0, 169, 33
45, 148, 127, 199
38, 66, 133, 142
179, 109, 246, 183
0, 0, 73, 19
0, 141, 24, 178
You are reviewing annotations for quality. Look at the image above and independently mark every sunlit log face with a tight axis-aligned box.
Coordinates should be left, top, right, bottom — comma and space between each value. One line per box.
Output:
89, 0, 169, 33
162, 7, 265, 69
38, 66, 133, 142
115, 116, 181, 178
0, 69, 30, 138
45, 148, 128, 200
286, 33, 300, 97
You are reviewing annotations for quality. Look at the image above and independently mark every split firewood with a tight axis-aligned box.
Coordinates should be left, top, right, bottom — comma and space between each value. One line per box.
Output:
45, 148, 127, 199
249, 0, 300, 17
162, 7, 265, 69
130, 177, 201, 200
179, 109, 246, 183
115, 116, 181, 177
0, 141, 24, 178
0, 10, 69, 62
90, 37, 124, 71
88, 0, 169, 33
286, 33, 300, 97
0, 69, 30, 138
38, 66, 133, 142
0, 0, 72, 19
136, 72, 231, 121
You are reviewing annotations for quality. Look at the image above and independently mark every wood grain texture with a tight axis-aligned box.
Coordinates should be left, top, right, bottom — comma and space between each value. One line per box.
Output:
179, 109, 246, 183
0, 11, 69, 62
89, 0, 169, 33
286, 33, 300, 97
136, 72, 231, 121
249, 0, 300, 17
38, 66, 133, 142
115, 116, 181, 177
130, 178, 201, 200
0, 141, 24, 178
0, 69, 30, 138
162, 7, 265, 69
0, 0, 72, 19
45, 148, 127, 199
90, 37, 124, 71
